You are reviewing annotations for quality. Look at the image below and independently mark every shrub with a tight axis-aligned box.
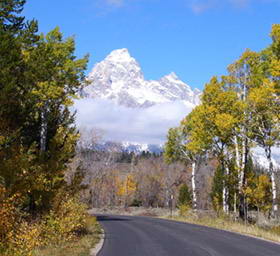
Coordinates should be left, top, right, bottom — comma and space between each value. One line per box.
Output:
40, 195, 87, 245
130, 199, 142, 207
0, 186, 89, 255
0, 185, 41, 256
179, 204, 191, 217
6, 221, 41, 256
0, 186, 18, 245
178, 184, 192, 207
33, 216, 101, 256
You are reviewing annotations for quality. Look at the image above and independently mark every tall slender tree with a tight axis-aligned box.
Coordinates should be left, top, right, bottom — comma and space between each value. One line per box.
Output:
164, 125, 205, 210
0, 1, 89, 213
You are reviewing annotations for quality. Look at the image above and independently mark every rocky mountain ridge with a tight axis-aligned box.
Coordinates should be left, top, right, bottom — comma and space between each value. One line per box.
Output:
82, 48, 201, 108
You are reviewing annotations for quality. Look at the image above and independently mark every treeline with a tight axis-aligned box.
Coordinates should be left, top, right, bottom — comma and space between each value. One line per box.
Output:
77, 142, 214, 210
80, 149, 161, 163
0, 1, 89, 255
80, 152, 188, 208
165, 25, 280, 220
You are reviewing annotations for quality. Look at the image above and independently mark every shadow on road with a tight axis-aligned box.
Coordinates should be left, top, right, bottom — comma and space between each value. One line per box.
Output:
96, 215, 131, 222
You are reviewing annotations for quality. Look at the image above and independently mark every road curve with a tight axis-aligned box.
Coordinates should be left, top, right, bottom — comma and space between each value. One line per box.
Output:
96, 215, 280, 256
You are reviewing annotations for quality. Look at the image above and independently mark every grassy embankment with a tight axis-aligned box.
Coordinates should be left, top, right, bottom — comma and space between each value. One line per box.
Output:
33, 216, 102, 256
164, 211, 280, 243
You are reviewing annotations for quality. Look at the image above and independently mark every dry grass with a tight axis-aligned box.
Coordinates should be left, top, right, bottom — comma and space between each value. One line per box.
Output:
89, 206, 174, 217
163, 211, 280, 244
33, 216, 102, 256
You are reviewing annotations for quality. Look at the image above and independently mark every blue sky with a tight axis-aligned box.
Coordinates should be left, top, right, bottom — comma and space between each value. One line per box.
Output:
23, 0, 280, 90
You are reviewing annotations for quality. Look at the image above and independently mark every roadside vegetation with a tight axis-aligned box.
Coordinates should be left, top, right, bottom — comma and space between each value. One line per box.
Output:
0, 1, 100, 255
166, 211, 280, 244
163, 24, 280, 241
34, 216, 101, 256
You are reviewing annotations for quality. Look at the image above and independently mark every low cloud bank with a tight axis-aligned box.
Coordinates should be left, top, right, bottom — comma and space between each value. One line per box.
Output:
73, 98, 192, 145
252, 147, 280, 169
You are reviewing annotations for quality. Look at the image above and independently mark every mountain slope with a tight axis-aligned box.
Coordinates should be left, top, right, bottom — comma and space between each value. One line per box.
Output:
82, 48, 201, 108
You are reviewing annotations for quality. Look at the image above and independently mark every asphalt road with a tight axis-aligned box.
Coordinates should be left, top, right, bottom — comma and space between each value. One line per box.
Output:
96, 215, 280, 256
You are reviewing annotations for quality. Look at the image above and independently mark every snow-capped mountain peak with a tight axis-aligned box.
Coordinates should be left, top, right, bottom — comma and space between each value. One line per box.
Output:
163, 72, 180, 81
83, 49, 201, 108
105, 48, 134, 63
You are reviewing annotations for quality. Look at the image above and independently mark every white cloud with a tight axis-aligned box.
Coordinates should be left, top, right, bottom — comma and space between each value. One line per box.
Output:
190, 0, 217, 14
105, 0, 124, 7
230, 0, 251, 8
188, 0, 278, 13
252, 147, 280, 170
73, 98, 192, 145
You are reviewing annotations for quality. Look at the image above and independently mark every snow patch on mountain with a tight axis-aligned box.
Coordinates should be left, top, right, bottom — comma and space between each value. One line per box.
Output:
121, 141, 163, 154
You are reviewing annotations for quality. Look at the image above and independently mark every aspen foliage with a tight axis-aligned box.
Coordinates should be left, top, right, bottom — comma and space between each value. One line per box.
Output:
117, 174, 137, 197
165, 24, 280, 219
244, 174, 272, 214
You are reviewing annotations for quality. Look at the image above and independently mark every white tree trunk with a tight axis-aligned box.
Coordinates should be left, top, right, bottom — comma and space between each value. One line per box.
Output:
233, 136, 240, 215
192, 162, 197, 210
234, 134, 244, 191
165, 190, 169, 208
238, 82, 247, 191
239, 138, 246, 191
234, 192, 237, 214
266, 149, 278, 215
271, 171, 278, 214
223, 165, 229, 214
234, 136, 241, 172
40, 109, 47, 152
